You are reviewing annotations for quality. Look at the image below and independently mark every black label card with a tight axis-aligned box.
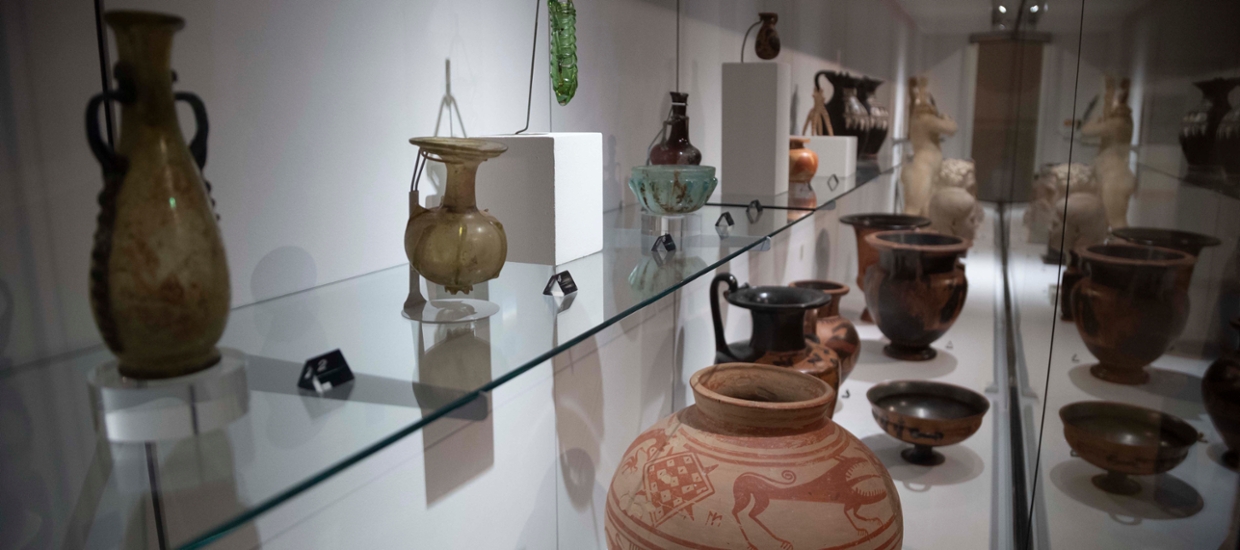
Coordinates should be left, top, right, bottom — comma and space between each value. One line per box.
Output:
298, 349, 355, 393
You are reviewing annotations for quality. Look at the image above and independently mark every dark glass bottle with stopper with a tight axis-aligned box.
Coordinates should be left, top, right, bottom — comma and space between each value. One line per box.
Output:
649, 92, 702, 165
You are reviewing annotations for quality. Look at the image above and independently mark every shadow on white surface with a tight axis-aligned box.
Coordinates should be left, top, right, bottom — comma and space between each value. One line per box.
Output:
860, 434, 986, 489
1065, 364, 1206, 420
848, 341, 958, 382
1048, 460, 1204, 523
1205, 442, 1238, 471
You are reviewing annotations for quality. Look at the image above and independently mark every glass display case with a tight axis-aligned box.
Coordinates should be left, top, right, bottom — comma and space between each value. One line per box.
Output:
1, 0, 1237, 549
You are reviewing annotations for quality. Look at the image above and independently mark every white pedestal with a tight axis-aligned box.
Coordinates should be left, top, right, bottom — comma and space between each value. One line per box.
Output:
805, 135, 857, 181
478, 133, 603, 266
722, 62, 791, 198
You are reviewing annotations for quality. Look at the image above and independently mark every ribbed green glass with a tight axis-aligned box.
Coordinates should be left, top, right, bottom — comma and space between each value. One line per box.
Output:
549, 0, 578, 105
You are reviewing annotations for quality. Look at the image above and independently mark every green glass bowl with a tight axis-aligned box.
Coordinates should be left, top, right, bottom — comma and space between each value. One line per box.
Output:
628, 165, 718, 215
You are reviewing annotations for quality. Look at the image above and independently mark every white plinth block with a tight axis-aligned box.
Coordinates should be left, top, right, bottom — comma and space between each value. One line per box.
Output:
722, 62, 791, 198
478, 133, 603, 266
805, 136, 858, 182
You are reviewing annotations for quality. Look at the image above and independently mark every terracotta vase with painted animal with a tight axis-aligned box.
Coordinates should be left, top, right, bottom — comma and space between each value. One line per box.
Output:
604, 363, 903, 550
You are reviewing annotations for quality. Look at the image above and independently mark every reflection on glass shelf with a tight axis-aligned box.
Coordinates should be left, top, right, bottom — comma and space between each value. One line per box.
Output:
0, 165, 896, 548
1006, 202, 1238, 549
1139, 161, 1240, 199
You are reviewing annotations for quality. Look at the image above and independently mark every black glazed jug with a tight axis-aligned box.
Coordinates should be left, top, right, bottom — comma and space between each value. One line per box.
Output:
709, 273, 841, 415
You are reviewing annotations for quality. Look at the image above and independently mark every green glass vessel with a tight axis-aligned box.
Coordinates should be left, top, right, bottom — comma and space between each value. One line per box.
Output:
549, 0, 577, 105
628, 165, 717, 215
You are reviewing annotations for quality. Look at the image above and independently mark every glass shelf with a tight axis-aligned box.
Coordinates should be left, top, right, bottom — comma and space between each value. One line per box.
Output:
0, 163, 896, 549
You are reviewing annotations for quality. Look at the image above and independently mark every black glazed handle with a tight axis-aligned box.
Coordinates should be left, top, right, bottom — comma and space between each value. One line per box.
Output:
710, 273, 741, 360
814, 70, 830, 93
174, 91, 209, 169
85, 68, 136, 178
85, 93, 123, 177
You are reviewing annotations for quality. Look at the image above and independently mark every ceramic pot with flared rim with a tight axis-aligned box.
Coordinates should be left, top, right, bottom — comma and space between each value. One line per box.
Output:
840, 213, 932, 323
1071, 243, 1195, 385
789, 280, 860, 381
405, 137, 508, 295
866, 380, 990, 466
710, 273, 843, 416
85, 11, 230, 379
788, 137, 818, 184
863, 230, 970, 361
1203, 318, 1240, 470
1060, 401, 1199, 495
605, 363, 903, 550
1111, 227, 1221, 281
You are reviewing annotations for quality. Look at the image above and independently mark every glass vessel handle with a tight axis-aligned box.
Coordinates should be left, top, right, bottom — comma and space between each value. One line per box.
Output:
710, 273, 740, 360
174, 91, 210, 169
85, 69, 136, 178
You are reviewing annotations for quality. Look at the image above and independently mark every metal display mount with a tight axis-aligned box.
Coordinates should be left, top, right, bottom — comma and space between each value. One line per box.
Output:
88, 348, 250, 442
824, 173, 841, 192
543, 270, 579, 296
715, 212, 735, 237
704, 173, 843, 217
299, 349, 355, 394
543, 270, 578, 313
651, 233, 677, 253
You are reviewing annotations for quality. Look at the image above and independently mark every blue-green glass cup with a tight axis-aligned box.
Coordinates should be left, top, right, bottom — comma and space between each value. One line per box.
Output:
628, 165, 718, 215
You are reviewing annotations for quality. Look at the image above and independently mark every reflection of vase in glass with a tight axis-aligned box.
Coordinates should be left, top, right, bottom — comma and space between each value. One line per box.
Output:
1204, 319, 1240, 470
1180, 78, 1236, 170
710, 273, 841, 415
85, 11, 230, 379
858, 77, 889, 158
405, 138, 508, 295
1218, 100, 1240, 180
754, 12, 780, 59
1072, 244, 1193, 385
649, 92, 702, 165
627, 255, 709, 300
605, 364, 903, 550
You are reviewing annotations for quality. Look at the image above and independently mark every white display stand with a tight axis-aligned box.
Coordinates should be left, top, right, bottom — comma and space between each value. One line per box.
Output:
722, 62, 791, 197
478, 133, 603, 266
88, 349, 250, 442
805, 135, 857, 180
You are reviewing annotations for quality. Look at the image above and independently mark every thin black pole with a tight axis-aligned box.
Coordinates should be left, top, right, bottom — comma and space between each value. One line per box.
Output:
145, 443, 169, 549
92, 0, 115, 147
675, 0, 680, 93
516, 0, 540, 134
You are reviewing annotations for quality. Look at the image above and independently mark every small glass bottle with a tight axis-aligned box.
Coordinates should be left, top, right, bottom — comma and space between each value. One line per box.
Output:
650, 92, 702, 165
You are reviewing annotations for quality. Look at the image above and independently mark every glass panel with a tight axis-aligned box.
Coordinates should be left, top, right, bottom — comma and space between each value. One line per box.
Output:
0, 157, 894, 548
1019, 0, 1240, 548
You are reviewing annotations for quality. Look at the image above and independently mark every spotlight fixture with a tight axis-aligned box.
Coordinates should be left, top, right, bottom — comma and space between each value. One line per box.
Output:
998, 5, 1007, 13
